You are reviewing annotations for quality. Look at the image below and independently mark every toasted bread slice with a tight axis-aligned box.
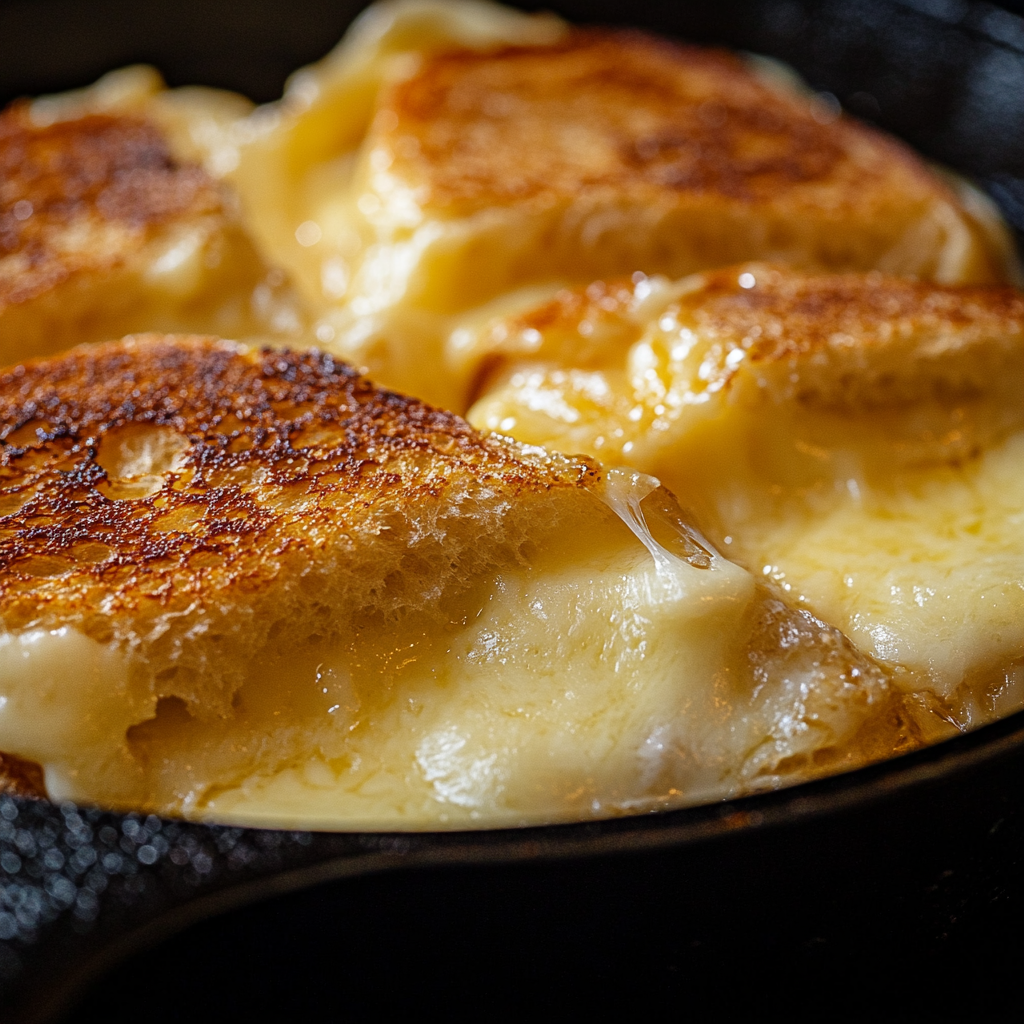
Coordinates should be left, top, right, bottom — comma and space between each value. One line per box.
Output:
0, 68, 305, 366
467, 266, 1024, 720
230, 0, 1019, 410
0, 334, 928, 827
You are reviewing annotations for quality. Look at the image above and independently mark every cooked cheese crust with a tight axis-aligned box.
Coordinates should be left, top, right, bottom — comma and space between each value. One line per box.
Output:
1, 108, 221, 305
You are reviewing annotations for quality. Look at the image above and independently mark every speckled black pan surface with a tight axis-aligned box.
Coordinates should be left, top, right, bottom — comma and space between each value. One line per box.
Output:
1, 1, 1023, 1021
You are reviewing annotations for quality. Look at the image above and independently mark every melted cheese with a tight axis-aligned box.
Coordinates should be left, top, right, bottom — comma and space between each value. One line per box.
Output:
466, 269, 1024, 727
227, 0, 1017, 412
2, 6, 1020, 828
0, 471, 746, 826
746, 433, 1024, 705
0, 467, 911, 828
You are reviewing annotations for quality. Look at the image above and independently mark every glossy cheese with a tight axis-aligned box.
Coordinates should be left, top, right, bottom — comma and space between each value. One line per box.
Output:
228, 0, 1019, 411
0, 336, 911, 827
466, 266, 1024, 724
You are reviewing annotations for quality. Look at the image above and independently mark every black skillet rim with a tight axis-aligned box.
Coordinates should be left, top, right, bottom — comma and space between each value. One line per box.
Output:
4, 679, 1024, 1024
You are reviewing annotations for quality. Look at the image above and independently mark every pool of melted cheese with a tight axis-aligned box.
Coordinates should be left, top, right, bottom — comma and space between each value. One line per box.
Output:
466, 271, 1024, 730
733, 431, 1024, 714
0, 471, 766, 829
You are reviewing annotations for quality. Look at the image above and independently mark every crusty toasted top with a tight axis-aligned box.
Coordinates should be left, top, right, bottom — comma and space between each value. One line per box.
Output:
0, 105, 223, 310
0, 336, 596, 633
379, 29, 948, 215
665, 265, 1024, 406
476, 266, 1024, 409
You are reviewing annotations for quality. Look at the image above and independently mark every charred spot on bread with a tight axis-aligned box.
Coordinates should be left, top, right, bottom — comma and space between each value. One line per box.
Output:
0, 752, 46, 800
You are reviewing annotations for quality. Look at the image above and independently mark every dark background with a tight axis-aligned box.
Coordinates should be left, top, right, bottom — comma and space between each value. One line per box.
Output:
0, 0, 1023, 106
1, 2, 1023, 1020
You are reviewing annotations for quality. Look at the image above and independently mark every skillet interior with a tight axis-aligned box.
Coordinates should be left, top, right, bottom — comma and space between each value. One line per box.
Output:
0, 0, 1023, 1020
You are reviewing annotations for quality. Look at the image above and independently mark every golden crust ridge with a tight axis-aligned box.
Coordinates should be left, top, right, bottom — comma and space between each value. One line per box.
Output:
384, 29, 955, 216
0, 335, 596, 635
666, 265, 1024, 407
470, 266, 1024, 411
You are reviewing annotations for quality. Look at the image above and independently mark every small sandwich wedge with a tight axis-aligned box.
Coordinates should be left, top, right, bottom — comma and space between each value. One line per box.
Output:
229, 0, 1019, 411
466, 266, 1024, 733
0, 335, 930, 828
0, 67, 305, 366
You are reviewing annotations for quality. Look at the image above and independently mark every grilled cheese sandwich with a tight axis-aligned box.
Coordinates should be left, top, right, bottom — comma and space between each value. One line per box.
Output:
466, 266, 1024, 724
0, 2, 1020, 827
0, 67, 305, 366
0, 335, 924, 826
229, 0, 1020, 411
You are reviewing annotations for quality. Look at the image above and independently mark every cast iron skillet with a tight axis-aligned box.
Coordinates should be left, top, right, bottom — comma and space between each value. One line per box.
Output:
1, 1, 1023, 1020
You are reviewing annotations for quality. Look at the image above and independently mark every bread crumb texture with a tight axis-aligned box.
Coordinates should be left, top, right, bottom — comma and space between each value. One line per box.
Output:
0, 335, 597, 716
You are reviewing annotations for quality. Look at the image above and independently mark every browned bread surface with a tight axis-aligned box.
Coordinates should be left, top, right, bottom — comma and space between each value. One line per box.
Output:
385, 30, 927, 213
0, 752, 46, 799
0, 335, 595, 645
470, 266, 1024, 414
0, 102, 302, 365
662, 266, 1024, 405
0, 107, 220, 310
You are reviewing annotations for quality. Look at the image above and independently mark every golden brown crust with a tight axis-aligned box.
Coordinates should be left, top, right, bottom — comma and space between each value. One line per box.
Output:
465, 278, 644, 400
0, 105, 223, 311
0, 335, 596, 633
382, 29, 950, 215
668, 265, 1024, 405
475, 266, 1024, 406
509, 279, 639, 341
0, 752, 46, 799
680, 265, 1024, 363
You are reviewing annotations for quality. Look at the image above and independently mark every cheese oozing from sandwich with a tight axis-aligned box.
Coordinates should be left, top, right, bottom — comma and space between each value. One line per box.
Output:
0, 335, 931, 827
465, 266, 1024, 727
0, 66, 306, 367
228, 0, 1019, 411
